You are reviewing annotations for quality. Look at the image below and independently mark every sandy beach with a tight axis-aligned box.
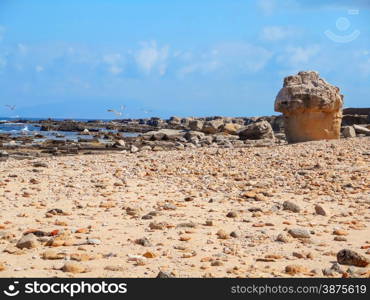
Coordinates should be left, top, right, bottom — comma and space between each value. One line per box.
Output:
0, 137, 369, 278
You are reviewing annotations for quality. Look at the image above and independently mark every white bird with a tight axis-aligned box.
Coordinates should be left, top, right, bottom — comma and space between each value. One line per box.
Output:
107, 109, 122, 116
141, 108, 153, 114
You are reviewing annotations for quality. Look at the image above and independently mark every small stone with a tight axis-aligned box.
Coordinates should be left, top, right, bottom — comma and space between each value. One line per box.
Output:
334, 236, 347, 241
230, 231, 239, 238
0, 262, 6, 271
163, 203, 177, 210
179, 235, 191, 241
285, 264, 308, 275
149, 221, 167, 230
226, 211, 238, 218
62, 261, 86, 273
216, 229, 229, 239
16, 234, 39, 249
104, 265, 125, 272
322, 268, 336, 276
205, 220, 213, 226
70, 253, 95, 262
276, 233, 291, 243
156, 271, 174, 278
86, 238, 101, 245
333, 229, 348, 236
135, 237, 152, 247
42, 250, 66, 260
143, 251, 156, 258
314, 204, 328, 216
130, 145, 139, 153
283, 201, 301, 213
33, 162, 48, 168
211, 260, 223, 266
288, 228, 310, 239
337, 249, 369, 267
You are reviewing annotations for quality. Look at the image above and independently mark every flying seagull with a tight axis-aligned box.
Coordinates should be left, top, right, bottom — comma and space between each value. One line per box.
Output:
107, 105, 126, 117
140, 108, 153, 115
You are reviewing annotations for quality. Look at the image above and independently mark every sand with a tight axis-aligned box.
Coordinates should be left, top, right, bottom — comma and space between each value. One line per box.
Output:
0, 137, 369, 277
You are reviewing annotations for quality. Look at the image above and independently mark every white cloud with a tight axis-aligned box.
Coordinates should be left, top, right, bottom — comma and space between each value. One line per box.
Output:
103, 53, 122, 65
258, 0, 276, 15
277, 45, 321, 67
35, 65, 44, 72
178, 42, 273, 78
135, 41, 169, 75
261, 26, 299, 41
103, 53, 124, 75
257, 0, 299, 15
109, 65, 123, 75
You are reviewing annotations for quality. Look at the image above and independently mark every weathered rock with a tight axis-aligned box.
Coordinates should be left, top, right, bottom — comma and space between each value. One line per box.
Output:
16, 234, 39, 249
156, 271, 174, 278
283, 201, 301, 213
135, 237, 152, 247
202, 120, 224, 134
238, 121, 274, 140
314, 204, 329, 216
288, 228, 310, 239
62, 261, 86, 273
353, 124, 370, 135
221, 123, 242, 135
130, 145, 139, 153
275, 71, 343, 143
342, 126, 356, 138
42, 250, 66, 260
337, 249, 369, 267
189, 120, 204, 131
285, 264, 308, 275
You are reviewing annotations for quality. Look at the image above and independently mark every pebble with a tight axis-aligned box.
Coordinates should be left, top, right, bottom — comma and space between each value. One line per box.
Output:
104, 265, 125, 272
337, 249, 369, 267
314, 204, 329, 216
42, 250, 66, 260
156, 271, 174, 278
135, 237, 152, 247
16, 234, 39, 249
226, 211, 238, 218
283, 201, 301, 213
62, 261, 86, 273
276, 233, 291, 243
86, 238, 102, 245
288, 228, 310, 239
285, 264, 308, 275
216, 229, 229, 240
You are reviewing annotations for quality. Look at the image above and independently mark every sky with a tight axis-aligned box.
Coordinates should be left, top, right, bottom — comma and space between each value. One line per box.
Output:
0, 0, 369, 119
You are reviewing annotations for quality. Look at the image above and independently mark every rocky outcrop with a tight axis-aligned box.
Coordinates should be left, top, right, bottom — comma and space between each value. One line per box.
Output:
238, 120, 274, 140
275, 71, 343, 143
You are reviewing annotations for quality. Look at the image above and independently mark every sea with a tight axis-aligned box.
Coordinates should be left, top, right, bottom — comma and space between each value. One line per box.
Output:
0, 117, 138, 141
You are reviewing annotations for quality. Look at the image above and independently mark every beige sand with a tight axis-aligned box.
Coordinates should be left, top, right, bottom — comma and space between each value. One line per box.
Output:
0, 137, 369, 278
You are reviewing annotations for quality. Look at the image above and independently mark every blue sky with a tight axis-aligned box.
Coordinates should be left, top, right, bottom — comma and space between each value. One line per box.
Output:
0, 0, 369, 119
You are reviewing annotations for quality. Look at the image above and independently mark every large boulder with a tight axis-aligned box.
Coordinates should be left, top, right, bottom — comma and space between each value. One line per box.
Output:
201, 120, 224, 134
238, 120, 274, 140
189, 120, 204, 131
221, 123, 242, 135
275, 71, 343, 143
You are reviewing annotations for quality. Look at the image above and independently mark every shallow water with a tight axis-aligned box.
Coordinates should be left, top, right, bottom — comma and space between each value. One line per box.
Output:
0, 121, 138, 141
